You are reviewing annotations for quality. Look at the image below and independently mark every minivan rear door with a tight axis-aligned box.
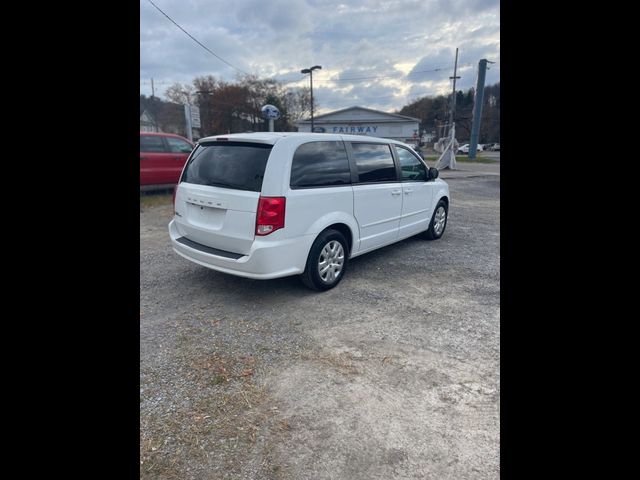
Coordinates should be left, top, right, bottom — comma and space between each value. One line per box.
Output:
347, 141, 403, 253
173, 141, 272, 255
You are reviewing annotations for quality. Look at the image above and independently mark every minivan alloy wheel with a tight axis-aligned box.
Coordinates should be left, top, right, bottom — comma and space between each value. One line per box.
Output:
433, 206, 447, 236
318, 240, 344, 283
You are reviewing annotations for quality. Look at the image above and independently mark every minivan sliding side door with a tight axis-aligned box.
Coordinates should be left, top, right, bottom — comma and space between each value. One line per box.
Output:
345, 141, 402, 253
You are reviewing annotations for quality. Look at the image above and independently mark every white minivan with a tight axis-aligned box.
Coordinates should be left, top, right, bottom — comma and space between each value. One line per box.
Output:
169, 132, 450, 290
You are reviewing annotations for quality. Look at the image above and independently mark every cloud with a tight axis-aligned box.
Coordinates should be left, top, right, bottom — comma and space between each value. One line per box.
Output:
140, 0, 500, 112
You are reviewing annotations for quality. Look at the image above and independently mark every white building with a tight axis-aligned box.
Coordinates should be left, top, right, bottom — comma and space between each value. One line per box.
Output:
140, 110, 158, 132
422, 131, 436, 143
296, 106, 420, 143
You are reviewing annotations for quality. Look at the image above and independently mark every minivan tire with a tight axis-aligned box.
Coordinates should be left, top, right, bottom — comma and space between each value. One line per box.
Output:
424, 199, 448, 240
301, 229, 349, 291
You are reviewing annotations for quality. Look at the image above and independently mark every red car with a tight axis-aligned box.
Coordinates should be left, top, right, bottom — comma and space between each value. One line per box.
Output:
140, 132, 194, 190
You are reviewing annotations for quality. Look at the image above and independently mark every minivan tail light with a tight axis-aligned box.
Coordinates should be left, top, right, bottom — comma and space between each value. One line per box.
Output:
172, 185, 178, 207
256, 196, 286, 236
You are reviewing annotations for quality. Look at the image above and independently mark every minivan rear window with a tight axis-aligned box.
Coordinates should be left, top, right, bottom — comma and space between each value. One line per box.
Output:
181, 141, 272, 192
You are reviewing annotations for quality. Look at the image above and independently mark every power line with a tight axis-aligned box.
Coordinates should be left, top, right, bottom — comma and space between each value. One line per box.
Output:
322, 64, 469, 83
318, 67, 451, 83
278, 63, 472, 85
314, 80, 490, 109
143, 61, 476, 92
146, 0, 249, 76
319, 84, 475, 104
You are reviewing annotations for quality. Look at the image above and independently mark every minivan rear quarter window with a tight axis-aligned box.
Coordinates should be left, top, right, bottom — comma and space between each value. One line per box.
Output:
290, 141, 351, 188
181, 141, 272, 192
350, 143, 397, 183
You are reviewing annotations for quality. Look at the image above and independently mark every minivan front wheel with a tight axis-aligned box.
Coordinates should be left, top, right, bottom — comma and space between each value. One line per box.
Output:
301, 229, 348, 291
424, 200, 448, 240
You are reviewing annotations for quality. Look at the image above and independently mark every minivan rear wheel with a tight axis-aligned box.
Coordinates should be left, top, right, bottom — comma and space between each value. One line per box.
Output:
301, 229, 348, 291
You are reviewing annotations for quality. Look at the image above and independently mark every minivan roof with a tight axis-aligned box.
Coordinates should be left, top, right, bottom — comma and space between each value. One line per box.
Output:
197, 132, 413, 147
198, 132, 293, 145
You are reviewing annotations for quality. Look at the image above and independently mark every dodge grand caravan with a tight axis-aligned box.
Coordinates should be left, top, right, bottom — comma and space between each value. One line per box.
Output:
169, 132, 449, 290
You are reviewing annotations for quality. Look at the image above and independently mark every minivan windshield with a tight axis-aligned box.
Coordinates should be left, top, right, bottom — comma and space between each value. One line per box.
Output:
181, 141, 272, 192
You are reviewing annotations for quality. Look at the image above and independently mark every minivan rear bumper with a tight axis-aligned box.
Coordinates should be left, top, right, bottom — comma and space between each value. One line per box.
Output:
168, 219, 313, 279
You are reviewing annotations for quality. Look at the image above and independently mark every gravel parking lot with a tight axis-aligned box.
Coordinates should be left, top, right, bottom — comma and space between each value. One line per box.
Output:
140, 172, 500, 479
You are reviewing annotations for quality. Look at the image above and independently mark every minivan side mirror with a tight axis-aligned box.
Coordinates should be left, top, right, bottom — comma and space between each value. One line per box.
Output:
428, 167, 439, 180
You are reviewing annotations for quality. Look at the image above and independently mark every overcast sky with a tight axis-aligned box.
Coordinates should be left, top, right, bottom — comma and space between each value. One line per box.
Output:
140, 0, 500, 114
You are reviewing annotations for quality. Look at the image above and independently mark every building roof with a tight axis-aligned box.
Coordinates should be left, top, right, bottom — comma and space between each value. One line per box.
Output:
297, 106, 420, 124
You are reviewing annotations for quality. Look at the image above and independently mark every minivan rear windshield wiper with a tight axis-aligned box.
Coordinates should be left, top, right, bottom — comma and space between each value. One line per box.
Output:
205, 181, 253, 191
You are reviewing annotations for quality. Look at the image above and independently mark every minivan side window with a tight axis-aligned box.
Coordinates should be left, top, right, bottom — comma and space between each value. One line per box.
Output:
140, 135, 167, 153
290, 141, 351, 188
350, 143, 397, 183
395, 146, 427, 181
166, 137, 193, 153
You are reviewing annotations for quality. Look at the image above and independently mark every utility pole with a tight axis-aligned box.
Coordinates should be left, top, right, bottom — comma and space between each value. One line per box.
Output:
436, 48, 460, 171
449, 48, 460, 129
150, 78, 159, 132
468, 59, 495, 159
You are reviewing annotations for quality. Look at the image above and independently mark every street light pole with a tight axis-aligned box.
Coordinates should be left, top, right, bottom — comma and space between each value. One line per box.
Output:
310, 72, 314, 132
301, 65, 322, 132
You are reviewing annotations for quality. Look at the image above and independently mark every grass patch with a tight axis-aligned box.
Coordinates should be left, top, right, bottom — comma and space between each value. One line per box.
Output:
140, 352, 269, 479
140, 191, 173, 210
298, 350, 360, 375
186, 353, 256, 385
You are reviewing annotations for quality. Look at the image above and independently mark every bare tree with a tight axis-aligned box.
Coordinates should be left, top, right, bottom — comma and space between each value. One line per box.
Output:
209, 82, 252, 134
164, 82, 196, 105
282, 87, 314, 124
152, 74, 323, 135
239, 75, 285, 127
